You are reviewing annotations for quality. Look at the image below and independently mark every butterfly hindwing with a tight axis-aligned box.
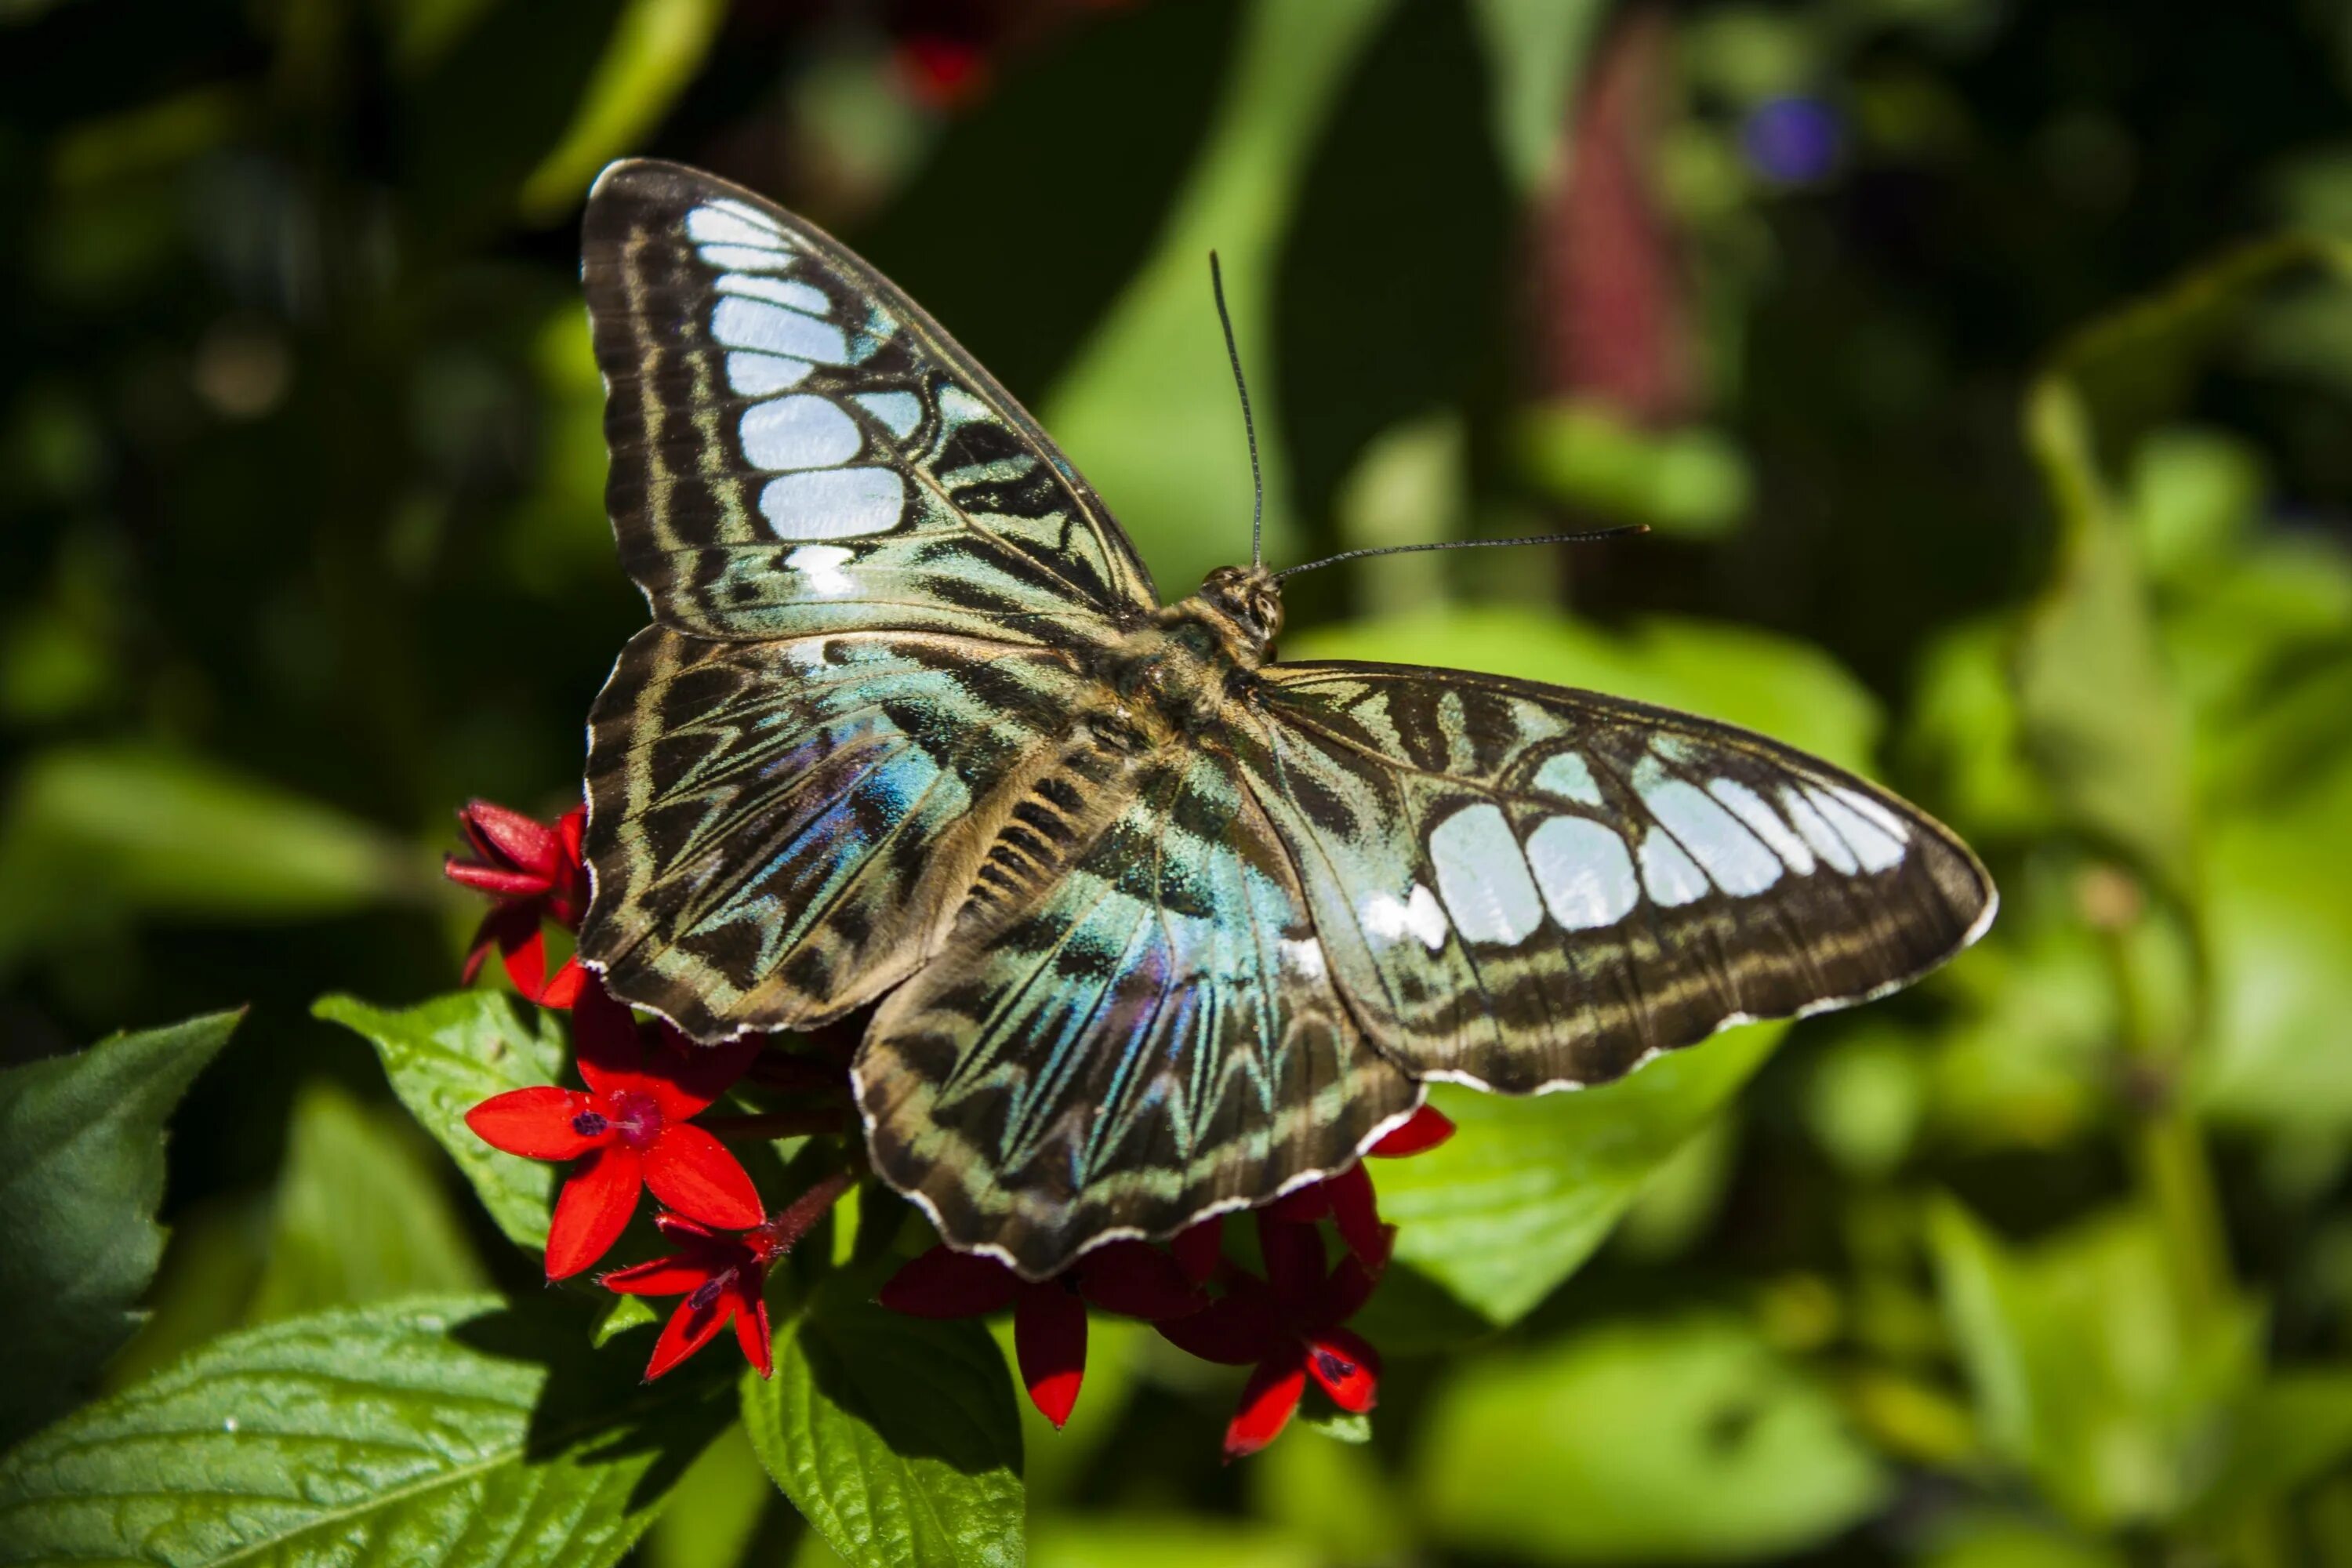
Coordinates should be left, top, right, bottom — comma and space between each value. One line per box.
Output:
583, 626, 1098, 1036
857, 743, 1421, 1276
582, 159, 1157, 648
1243, 662, 1995, 1093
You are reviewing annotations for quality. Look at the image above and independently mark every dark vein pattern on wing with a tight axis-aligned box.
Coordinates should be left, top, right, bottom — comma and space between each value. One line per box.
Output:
1243, 662, 1994, 1094
856, 742, 1418, 1279
582, 626, 1086, 1038
583, 161, 1156, 648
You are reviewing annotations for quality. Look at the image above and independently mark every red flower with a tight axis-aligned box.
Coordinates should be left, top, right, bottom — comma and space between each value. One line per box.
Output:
881, 1241, 1206, 1428
1256, 1104, 1457, 1270
603, 1172, 856, 1380
445, 799, 592, 1005
465, 982, 762, 1278
1156, 1214, 1385, 1459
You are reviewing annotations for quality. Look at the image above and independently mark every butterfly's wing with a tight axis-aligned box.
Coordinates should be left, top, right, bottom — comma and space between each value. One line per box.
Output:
581, 158, 1157, 647
1241, 662, 1995, 1093
578, 160, 1158, 1035
856, 743, 1422, 1279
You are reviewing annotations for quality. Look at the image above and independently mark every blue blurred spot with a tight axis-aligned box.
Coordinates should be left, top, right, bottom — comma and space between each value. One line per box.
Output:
1741, 96, 1843, 186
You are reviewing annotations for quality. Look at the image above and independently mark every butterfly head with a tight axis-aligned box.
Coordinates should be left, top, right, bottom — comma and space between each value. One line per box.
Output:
1192, 564, 1284, 660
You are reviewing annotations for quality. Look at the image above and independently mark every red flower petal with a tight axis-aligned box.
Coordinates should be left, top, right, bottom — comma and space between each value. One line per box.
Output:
499, 923, 553, 999
1370, 1103, 1454, 1157
1322, 1253, 1381, 1325
1265, 1184, 1331, 1225
545, 1145, 644, 1279
734, 1289, 774, 1379
1257, 1214, 1328, 1308
1014, 1281, 1087, 1428
879, 1245, 1020, 1318
1076, 1241, 1207, 1321
1153, 1285, 1283, 1365
444, 860, 550, 898
1225, 1354, 1307, 1459
642, 1026, 761, 1120
465, 1086, 600, 1160
570, 983, 651, 1097
537, 956, 587, 1008
1172, 1217, 1225, 1283
645, 1290, 734, 1380
550, 808, 590, 926
642, 1123, 764, 1229
601, 1250, 723, 1297
1324, 1164, 1387, 1269
459, 799, 560, 873
1303, 1326, 1381, 1414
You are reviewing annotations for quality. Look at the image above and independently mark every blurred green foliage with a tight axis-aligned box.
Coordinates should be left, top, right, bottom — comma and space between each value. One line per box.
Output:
8, 0, 2352, 1563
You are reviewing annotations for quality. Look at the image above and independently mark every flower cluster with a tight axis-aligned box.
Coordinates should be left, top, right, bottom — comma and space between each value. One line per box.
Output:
447, 798, 1454, 1456
880, 1105, 1451, 1456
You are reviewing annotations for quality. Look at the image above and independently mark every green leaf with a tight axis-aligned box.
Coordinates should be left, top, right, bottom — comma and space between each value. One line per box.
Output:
247, 1080, 488, 1322
0, 1295, 733, 1566
0, 1009, 239, 1449
1029, 1519, 1316, 1568
1374, 1025, 1782, 1326
644, 1421, 772, 1568
0, 746, 419, 972
1928, 1198, 2262, 1528
741, 1280, 1024, 1568
1515, 403, 1753, 538
1042, 0, 1398, 593
517, 0, 728, 220
2190, 1369, 2352, 1526
314, 991, 568, 1251
1247, 1414, 1407, 1563
1288, 604, 1882, 774
1414, 1315, 1887, 1562
1465, 0, 1610, 194
2199, 753, 2352, 1132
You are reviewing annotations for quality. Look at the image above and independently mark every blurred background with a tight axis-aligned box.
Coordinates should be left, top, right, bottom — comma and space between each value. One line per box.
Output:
6, 0, 2352, 1562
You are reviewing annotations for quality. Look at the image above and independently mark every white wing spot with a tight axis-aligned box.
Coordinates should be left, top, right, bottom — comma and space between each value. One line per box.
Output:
717, 273, 827, 315
686, 205, 787, 249
1279, 937, 1327, 979
1524, 815, 1639, 929
1639, 827, 1711, 906
725, 351, 813, 396
1708, 778, 1815, 876
855, 390, 924, 438
1359, 885, 1450, 951
697, 244, 794, 274
759, 467, 905, 539
784, 544, 855, 596
739, 394, 861, 470
1806, 786, 1906, 873
1640, 775, 1784, 895
1780, 787, 1860, 874
1429, 803, 1544, 946
1533, 752, 1605, 807
711, 298, 848, 363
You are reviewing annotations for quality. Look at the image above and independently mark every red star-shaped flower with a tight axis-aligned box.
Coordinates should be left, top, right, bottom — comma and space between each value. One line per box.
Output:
880, 1241, 1207, 1428
445, 799, 591, 1005
1156, 1214, 1385, 1459
465, 982, 762, 1278
1259, 1103, 1457, 1270
601, 1171, 855, 1380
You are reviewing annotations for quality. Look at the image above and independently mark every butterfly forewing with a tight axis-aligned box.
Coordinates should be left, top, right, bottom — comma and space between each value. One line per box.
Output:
581, 159, 1157, 648
1241, 663, 1994, 1092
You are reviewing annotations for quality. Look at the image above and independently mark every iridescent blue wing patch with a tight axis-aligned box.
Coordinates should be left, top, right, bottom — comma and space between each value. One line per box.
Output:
1243, 662, 1996, 1093
857, 743, 1421, 1276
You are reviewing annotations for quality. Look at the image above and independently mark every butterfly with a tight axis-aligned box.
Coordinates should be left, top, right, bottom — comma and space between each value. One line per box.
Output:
575, 159, 1997, 1279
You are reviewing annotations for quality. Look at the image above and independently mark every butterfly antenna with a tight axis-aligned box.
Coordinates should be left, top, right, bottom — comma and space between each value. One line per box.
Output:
1270, 524, 1649, 583
1209, 251, 1265, 571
